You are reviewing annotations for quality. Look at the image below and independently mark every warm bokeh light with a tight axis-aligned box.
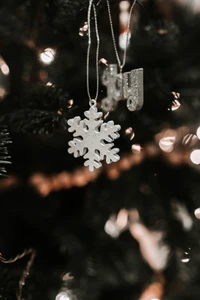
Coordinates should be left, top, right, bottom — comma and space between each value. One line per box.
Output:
120, 11, 130, 27
67, 99, 74, 108
182, 134, 198, 148
104, 218, 119, 238
1, 63, 9, 75
171, 99, 181, 111
119, 31, 131, 50
158, 130, 176, 153
0, 87, 6, 98
46, 81, 53, 86
131, 144, 142, 153
196, 127, 200, 139
55, 292, 70, 300
194, 208, 200, 219
159, 136, 175, 153
119, 0, 130, 10
99, 58, 108, 66
79, 22, 88, 37
62, 273, 74, 281
125, 127, 135, 140
40, 48, 56, 64
116, 209, 128, 230
190, 149, 200, 165
172, 201, 193, 231
181, 258, 190, 263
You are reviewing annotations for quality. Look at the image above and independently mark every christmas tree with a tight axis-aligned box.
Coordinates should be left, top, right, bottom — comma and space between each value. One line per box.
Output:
0, 0, 200, 299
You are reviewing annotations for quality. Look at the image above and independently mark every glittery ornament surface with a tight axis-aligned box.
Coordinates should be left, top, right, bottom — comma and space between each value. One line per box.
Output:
125, 68, 144, 111
101, 65, 144, 112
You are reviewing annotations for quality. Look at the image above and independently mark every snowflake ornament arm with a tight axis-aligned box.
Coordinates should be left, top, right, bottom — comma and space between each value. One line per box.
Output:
100, 121, 120, 142
68, 117, 86, 137
68, 138, 86, 158
67, 106, 121, 171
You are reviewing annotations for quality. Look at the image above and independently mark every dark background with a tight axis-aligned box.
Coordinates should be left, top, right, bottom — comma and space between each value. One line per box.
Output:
0, 0, 200, 299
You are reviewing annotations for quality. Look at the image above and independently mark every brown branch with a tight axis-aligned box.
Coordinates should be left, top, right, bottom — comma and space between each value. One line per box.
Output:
17, 249, 36, 300
0, 248, 36, 300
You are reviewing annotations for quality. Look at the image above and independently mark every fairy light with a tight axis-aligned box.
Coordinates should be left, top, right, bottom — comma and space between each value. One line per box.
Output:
159, 137, 175, 153
194, 208, 200, 219
0, 88, 6, 98
171, 99, 181, 111
182, 134, 198, 148
131, 144, 142, 153
158, 130, 176, 153
119, 0, 131, 50
196, 127, 200, 139
1, 63, 9, 75
193, 0, 200, 12
55, 292, 70, 300
181, 258, 190, 263
99, 58, 108, 66
116, 209, 128, 230
125, 127, 133, 134
79, 22, 88, 37
104, 218, 119, 238
190, 149, 200, 165
119, 31, 131, 50
46, 81, 53, 86
40, 48, 56, 65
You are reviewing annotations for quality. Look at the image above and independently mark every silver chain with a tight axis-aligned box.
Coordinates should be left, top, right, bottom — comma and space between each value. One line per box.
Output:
86, 0, 100, 106
106, 0, 137, 72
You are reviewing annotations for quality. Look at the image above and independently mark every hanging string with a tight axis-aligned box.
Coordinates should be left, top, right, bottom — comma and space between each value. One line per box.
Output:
106, 0, 137, 72
86, 0, 100, 106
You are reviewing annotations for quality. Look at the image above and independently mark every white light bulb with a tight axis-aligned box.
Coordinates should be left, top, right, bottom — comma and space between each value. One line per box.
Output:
194, 208, 200, 219
55, 292, 70, 300
119, 31, 131, 50
181, 258, 190, 263
159, 136, 175, 153
119, 1, 130, 11
1, 63, 9, 75
196, 127, 200, 139
190, 149, 200, 165
40, 48, 56, 65
104, 219, 119, 238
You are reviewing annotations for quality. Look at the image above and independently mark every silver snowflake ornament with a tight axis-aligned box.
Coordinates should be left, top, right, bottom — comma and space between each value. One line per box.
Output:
67, 105, 121, 171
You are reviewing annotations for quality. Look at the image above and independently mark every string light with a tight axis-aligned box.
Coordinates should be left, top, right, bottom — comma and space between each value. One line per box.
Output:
196, 126, 200, 139
55, 292, 70, 300
104, 218, 120, 238
1, 63, 9, 75
181, 258, 190, 263
119, 0, 131, 50
190, 149, 200, 165
194, 208, 200, 219
159, 136, 175, 153
40, 48, 56, 65
79, 22, 88, 37
158, 130, 176, 153
131, 144, 142, 153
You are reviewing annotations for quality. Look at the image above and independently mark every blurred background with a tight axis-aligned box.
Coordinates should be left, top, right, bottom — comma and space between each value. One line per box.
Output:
0, 0, 200, 299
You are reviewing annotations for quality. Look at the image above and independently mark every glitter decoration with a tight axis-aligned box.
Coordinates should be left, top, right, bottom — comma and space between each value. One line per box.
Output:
125, 68, 144, 112
101, 64, 144, 112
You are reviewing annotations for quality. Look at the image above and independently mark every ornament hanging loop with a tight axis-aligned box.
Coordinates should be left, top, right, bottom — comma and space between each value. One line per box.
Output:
89, 99, 97, 107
